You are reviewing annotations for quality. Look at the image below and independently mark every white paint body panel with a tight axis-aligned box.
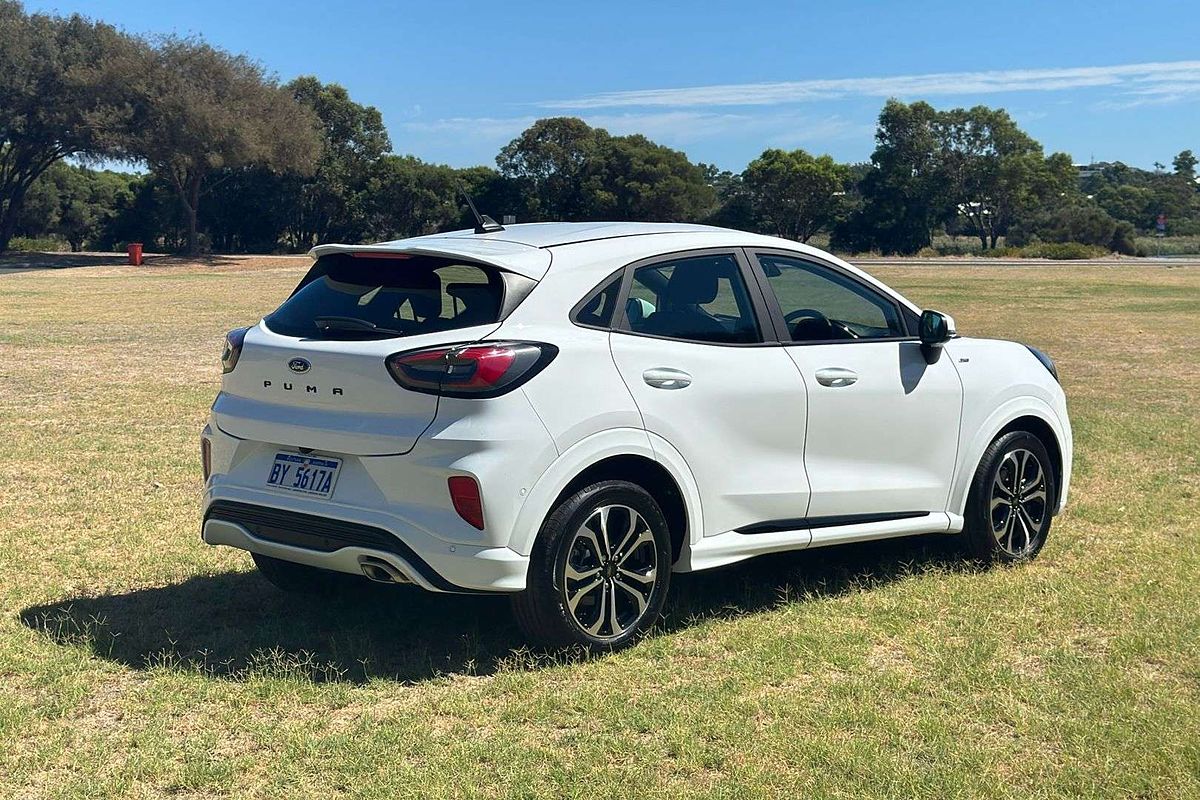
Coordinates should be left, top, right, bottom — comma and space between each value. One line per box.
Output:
609, 332, 811, 537
202, 222, 1072, 592
785, 339, 962, 517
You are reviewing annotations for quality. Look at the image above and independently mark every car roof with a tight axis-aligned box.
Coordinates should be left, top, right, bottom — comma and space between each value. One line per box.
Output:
307, 224, 916, 317
310, 222, 784, 279
419, 221, 729, 248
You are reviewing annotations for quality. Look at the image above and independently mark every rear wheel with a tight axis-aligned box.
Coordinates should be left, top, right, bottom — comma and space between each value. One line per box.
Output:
252, 552, 353, 594
512, 480, 672, 650
963, 431, 1057, 562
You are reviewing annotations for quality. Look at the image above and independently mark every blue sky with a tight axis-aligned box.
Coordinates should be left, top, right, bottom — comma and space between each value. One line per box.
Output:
28, 0, 1200, 171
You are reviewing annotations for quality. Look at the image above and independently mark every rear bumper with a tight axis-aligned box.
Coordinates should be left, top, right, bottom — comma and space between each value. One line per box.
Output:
203, 497, 528, 593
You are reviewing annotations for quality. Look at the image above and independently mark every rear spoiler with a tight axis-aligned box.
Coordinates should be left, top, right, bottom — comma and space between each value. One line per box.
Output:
309, 239, 551, 280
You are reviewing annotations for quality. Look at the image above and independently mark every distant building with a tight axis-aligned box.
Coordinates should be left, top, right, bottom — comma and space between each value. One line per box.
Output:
1074, 162, 1110, 181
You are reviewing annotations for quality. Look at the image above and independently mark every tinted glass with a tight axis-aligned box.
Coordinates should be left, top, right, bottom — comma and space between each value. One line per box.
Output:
573, 273, 622, 328
265, 254, 504, 339
757, 254, 904, 342
620, 254, 760, 344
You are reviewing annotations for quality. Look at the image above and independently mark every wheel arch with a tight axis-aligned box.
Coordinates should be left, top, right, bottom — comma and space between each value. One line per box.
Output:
509, 428, 702, 562
951, 398, 1068, 517
995, 415, 1064, 511
550, 455, 688, 563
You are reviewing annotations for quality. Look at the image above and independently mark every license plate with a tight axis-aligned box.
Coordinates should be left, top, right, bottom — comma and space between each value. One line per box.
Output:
266, 452, 342, 498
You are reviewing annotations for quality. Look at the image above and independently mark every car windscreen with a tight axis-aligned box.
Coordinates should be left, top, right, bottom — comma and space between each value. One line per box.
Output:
264, 253, 506, 339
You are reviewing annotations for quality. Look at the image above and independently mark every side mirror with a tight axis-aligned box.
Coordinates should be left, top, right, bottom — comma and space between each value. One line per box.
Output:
918, 310, 955, 364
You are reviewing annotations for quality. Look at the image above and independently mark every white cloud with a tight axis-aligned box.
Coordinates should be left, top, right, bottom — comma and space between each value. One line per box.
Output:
396, 110, 868, 157
539, 60, 1200, 110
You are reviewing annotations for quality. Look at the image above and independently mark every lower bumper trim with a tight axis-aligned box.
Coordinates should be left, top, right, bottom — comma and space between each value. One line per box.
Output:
203, 500, 492, 594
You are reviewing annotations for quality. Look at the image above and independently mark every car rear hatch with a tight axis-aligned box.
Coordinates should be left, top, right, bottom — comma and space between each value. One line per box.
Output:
212, 246, 546, 456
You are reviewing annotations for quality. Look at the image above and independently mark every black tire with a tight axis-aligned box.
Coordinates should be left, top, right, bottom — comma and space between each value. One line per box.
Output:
252, 552, 355, 595
962, 430, 1057, 563
511, 480, 672, 650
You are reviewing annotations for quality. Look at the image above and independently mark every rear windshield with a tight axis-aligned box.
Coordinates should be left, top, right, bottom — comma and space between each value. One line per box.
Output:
265, 254, 506, 339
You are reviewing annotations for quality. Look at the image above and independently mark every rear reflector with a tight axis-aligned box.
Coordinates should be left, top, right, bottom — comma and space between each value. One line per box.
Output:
201, 436, 212, 482
386, 341, 557, 398
447, 476, 485, 530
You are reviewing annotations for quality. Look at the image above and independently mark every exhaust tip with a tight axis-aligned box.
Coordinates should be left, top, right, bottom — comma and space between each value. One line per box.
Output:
357, 555, 412, 585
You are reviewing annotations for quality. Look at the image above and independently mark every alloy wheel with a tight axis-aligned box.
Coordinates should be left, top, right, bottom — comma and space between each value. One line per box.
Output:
989, 448, 1049, 557
561, 504, 659, 640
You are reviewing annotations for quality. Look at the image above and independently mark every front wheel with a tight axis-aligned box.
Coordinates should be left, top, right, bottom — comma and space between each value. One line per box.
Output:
962, 431, 1057, 562
512, 480, 672, 650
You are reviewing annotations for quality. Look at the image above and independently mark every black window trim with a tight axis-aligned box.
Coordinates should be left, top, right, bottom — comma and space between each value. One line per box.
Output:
569, 267, 625, 331
609, 247, 779, 348
743, 248, 921, 346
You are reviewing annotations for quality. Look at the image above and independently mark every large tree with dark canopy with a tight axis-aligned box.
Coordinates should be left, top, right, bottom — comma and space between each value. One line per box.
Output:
497, 117, 714, 223
0, 1, 140, 251
280, 76, 392, 249
120, 37, 321, 254
742, 148, 848, 242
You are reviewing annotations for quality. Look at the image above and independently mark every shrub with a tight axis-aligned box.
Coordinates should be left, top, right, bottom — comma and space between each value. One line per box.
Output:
6, 236, 68, 252
1020, 242, 1107, 259
1110, 221, 1137, 255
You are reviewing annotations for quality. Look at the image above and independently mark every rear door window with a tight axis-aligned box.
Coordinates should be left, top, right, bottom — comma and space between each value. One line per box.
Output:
265, 254, 506, 339
618, 253, 762, 344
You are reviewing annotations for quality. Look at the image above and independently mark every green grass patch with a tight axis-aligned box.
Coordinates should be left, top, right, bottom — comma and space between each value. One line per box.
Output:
0, 259, 1197, 797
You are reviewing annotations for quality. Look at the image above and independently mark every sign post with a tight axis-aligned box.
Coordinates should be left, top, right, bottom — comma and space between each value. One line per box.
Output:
1156, 214, 1166, 257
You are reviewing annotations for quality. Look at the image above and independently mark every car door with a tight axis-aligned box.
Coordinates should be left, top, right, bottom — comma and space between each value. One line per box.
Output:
747, 251, 962, 521
608, 249, 812, 539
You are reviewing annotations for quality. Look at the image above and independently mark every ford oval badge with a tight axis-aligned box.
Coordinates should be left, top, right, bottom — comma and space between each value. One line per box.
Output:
288, 357, 311, 374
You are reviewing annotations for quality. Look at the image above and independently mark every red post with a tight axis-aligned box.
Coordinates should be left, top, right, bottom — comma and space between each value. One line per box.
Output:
126, 242, 144, 266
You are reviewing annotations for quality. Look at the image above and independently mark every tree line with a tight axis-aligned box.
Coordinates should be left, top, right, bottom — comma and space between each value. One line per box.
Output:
3, 1, 1197, 257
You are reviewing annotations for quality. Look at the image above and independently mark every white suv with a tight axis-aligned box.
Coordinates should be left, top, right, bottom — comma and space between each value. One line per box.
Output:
201, 222, 1071, 649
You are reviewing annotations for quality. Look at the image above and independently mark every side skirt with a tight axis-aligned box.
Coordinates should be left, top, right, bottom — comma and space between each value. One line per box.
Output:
675, 512, 954, 573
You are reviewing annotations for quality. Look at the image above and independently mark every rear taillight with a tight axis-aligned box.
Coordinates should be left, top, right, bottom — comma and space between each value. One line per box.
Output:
448, 476, 485, 529
386, 341, 557, 398
200, 436, 212, 481
221, 326, 250, 374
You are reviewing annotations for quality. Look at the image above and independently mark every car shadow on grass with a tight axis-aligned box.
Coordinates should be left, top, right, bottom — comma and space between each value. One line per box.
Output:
20, 534, 980, 684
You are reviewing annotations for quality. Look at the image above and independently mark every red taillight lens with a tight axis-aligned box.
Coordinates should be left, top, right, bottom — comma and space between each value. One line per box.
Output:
221, 326, 250, 374
448, 476, 484, 530
201, 436, 212, 481
386, 341, 557, 398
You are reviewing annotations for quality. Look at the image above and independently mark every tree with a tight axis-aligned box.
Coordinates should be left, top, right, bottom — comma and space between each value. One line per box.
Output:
0, 2, 140, 251
590, 134, 715, 222
838, 100, 946, 254
932, 106, 1075, 249
1173, 150, 1197, 180
497, 118, 714, 223
497, 117, 606, 220
121, 37, 320, 253
18, 163, 134, 250
703, 164, 754, 230
1007, 203, 1136, 254
363, 156, 461, 240
281, 77, 392, 249
742, 148, 847, 242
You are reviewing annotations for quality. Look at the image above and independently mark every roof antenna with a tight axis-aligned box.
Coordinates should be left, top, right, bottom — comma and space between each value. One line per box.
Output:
460, 189, 504, 234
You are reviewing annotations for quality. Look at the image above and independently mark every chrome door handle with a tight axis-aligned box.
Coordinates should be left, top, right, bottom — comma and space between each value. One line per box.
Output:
814, 367, 858, 388
643, 368, 692, 390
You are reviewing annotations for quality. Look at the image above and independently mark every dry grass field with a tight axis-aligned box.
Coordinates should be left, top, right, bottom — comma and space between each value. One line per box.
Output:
1, 256, 1197, 798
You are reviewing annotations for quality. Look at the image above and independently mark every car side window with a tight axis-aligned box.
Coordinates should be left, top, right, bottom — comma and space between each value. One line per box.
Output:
620, 254, 761, 344
756, 254, 905, 342
572, 272, 622, 328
